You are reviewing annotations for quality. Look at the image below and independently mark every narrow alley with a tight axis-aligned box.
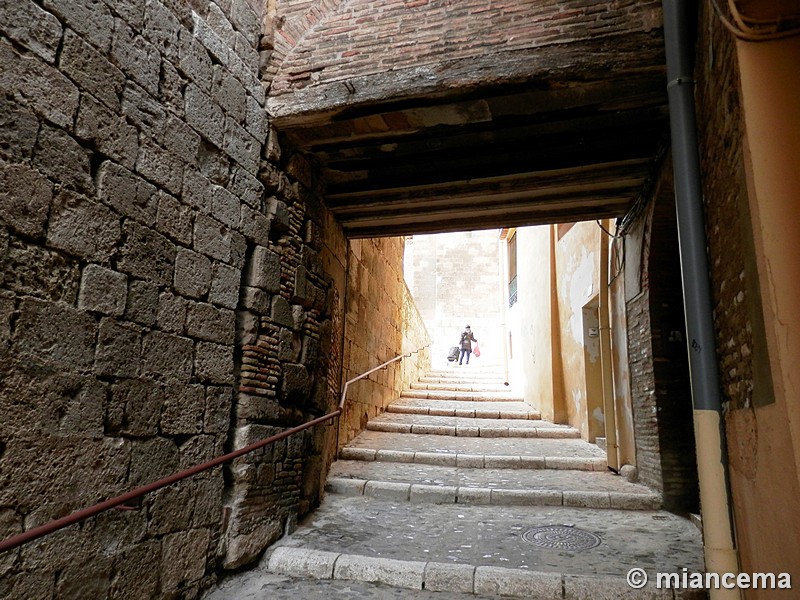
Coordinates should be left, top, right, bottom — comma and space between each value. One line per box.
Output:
207, 366, 704, 599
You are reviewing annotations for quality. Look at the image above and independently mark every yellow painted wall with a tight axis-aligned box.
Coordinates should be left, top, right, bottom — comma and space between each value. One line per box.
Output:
510, 226, 561, 421
555, 222, 603, 439
728, 33, 800, 594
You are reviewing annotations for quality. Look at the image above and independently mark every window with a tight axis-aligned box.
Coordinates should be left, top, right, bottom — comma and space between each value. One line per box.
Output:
508, 231, 517, 307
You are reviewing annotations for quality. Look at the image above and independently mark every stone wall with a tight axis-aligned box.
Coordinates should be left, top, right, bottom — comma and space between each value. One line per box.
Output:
339, 237, 431, 447
405, 230, 502, 370
0, 0, 353, 595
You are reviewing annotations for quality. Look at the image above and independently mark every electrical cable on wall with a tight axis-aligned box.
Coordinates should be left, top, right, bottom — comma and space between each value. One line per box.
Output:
709, 0, 800, 41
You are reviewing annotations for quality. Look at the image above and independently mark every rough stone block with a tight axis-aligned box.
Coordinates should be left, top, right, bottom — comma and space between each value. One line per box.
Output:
60, 29, 123, 111
563, 491, 611, 508
13, 298, 96, 370
0, 96, 38, 161
334, 555, 425, 590
129, 436, 179, 487
0, 39, 79, 129
211, 184, 240, 228
103, 0, 145, 31
156, 191, 193, 246
98, 160, 158, 226
186, 301, 235, 344
456, 487, 492, 504
78, 264, 128, 316
94, 318, 141, 378
239, 203, 270, 245
162, 116, 200, 165
121, 80, 167, 132
609, 493, 660, 511
240, 286, 270, 314
0, 161, 53, 239
212, 66, 247, 123
141, 330, 193, 381
75, 95, 138, 169
280, 362, 311, 403
136, 141, 184, 196
160, 382, 205, 434
339, 447, 376, 461
125, 280, 158, 326
271, 296, 293, 328
410, 484, 457, 504
224, 117, 260, 173
157, 291, 187, 334
325, 478, 367, 496
143, 0, 180, 61
195, 341, 234, 384
33, 124, 94, 195
178, 29, 213, 90
268, 547, 339, 580
182, 167, 213, 215
194, 214, 232, 263
204, 385, 232, 433
245, 245, 280, 292
108, 379, 163, 436
223, 519, 283, 570
174, 248, 212, 299
209, 262, 240, 309
425, 562, 475, 593
185, 83, 224, 147
474, 567, 562, 599
118, 221, 176, 286
0, 293, 14, 347
161, 529, 209, 593
146, 480, 195, 536
42, 0, 113, 52
110, 18, 161, 96
159, 60, 187, 120
415, 452, 457, 467
0, 0, 62, 63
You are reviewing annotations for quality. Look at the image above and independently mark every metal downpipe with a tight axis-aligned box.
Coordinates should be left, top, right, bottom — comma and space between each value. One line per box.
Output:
662, 1, 740, 596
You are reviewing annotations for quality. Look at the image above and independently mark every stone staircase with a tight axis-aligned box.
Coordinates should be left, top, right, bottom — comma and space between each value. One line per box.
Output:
207, 368, 705, 599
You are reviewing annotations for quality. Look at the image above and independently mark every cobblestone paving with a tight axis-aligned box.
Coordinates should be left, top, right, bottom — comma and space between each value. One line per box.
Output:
371, 413, 571, 429
205, 572, 495, 599
328, 461, 654, 494
276, 496, 704, 576
346, 431, 606, 458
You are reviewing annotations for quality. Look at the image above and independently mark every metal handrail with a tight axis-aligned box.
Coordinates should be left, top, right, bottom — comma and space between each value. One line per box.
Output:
0, 345, 428, 554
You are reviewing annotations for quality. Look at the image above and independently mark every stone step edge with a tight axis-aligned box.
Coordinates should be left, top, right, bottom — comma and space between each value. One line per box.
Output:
267, 547, 678, 599
366, 422, 579, 439
402, 391, 524, 402
325, 477, 661, 510
338, 448, 607, 471
411, 383, 512, 392
387, 404, 541, 420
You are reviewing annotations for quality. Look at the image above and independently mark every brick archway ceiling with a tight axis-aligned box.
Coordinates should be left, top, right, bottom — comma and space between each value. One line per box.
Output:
268, 1, 669, 238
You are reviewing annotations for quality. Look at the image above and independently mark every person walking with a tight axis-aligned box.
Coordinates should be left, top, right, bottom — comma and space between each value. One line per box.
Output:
458, 325, 477, 365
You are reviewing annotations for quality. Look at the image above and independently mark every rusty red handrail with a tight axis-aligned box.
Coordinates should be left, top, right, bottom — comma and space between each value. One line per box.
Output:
0, 344, 428, 554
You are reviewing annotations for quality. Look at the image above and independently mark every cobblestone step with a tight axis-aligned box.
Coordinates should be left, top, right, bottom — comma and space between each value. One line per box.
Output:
366, 420, 579, 439
401, 389, 524, 402
262, 496, 705, 600
338, 447, 607, 471
371, 412, 566, 429
388, 399, 540, 419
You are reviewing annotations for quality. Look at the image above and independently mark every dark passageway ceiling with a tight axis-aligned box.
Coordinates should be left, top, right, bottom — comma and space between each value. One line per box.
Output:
267, 32, 669, 238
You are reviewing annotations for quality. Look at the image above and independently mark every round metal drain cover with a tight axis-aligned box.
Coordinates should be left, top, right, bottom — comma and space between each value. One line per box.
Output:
521, 526, 601, 551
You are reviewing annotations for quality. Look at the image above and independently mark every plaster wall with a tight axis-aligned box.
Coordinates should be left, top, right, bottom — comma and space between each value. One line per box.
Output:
555, 222, 602, 439
508, 226, 559, 420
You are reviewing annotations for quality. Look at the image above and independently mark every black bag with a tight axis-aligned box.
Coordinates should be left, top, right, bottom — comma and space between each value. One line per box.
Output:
447, 346, 460, 362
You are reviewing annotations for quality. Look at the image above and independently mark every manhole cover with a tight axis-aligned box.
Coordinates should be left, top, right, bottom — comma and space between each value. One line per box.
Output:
521, 525, 602, 551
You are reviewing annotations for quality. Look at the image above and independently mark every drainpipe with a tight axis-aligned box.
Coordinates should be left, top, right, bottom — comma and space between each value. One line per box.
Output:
662, 2, 740, 597
598, 223, 619, 472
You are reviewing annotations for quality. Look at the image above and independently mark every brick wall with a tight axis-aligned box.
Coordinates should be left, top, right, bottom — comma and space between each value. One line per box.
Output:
267, 0, 662, 95
0, 0, 353, 595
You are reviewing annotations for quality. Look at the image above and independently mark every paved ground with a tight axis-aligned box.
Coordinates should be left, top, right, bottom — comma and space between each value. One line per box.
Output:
328, 461, 655, 494
345, 431, 606, 458
205, 572, 497, 599
272, 495, 703, 575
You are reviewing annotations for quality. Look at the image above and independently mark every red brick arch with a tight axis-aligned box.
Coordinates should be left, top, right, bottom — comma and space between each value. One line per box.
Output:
268, 0, 662, 98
